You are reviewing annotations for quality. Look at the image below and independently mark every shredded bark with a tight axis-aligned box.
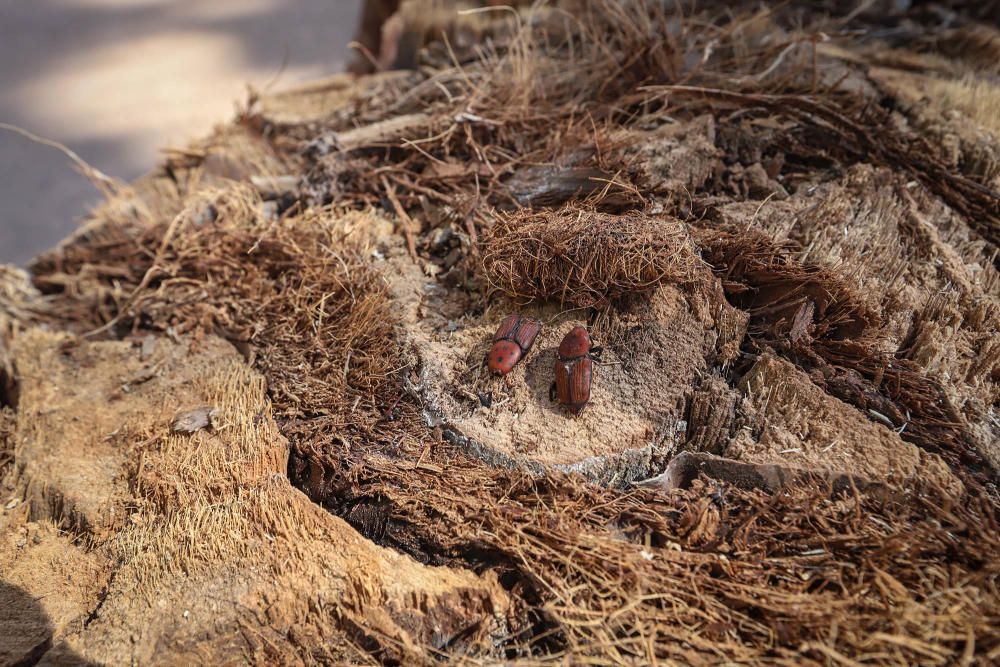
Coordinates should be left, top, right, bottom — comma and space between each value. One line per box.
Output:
293, 440, 1000, 664
482, 208, 706, 307
4, 0, 1000, 663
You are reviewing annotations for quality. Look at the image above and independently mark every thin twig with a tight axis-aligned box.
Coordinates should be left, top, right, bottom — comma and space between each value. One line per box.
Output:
0, 122, 119, 190
381, 176, 419, 260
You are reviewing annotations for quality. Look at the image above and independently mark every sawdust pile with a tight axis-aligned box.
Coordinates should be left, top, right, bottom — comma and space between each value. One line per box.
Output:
3, 0, 1000, 664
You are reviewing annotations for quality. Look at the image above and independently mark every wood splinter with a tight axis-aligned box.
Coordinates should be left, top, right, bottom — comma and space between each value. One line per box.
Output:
381, 175, 419, 260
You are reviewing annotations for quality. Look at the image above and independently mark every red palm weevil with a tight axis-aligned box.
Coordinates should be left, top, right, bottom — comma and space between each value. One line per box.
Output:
550, 325, 602, 414
487, 315, 542, 375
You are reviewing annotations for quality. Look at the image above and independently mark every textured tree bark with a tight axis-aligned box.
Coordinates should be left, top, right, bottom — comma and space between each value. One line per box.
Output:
3, 1, 1000, 663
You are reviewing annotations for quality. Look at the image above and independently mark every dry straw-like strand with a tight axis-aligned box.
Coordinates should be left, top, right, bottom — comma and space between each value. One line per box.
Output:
482, 207, 706, 307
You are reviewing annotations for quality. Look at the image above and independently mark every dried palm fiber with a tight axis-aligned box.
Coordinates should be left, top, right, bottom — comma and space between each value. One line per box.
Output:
28, 183, 424, 454
293, 0, 851, 216
694, 226, 991, 490
4, 326, 509, 664
15, 3, 1000, 496
287, 0, 998, 243
6, 0, 1000, 663
694, 227, 882, 343
294, 437, 1000, 664
648, 85, 1000, 262
38, 185, 989, 664
481, 207, 706, 307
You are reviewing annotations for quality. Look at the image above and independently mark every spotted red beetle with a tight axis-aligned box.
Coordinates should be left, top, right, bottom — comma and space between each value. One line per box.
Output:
550, 325, 602, 414
487, 315, 542, 375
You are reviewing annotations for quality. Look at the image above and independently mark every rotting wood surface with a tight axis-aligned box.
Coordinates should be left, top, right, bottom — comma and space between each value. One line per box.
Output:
3, 1, 1000, 664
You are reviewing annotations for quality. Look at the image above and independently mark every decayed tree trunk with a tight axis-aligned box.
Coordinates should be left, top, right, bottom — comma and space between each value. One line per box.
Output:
3, 1, 1000, 664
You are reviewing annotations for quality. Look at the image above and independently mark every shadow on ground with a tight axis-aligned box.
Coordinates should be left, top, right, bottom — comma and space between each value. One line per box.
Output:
0, 580, 95, 666
0, 0, 359, 265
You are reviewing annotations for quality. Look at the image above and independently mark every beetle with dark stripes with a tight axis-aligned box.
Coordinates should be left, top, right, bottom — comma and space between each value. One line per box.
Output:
550, 325, 602, 415
487, 314, 542, 376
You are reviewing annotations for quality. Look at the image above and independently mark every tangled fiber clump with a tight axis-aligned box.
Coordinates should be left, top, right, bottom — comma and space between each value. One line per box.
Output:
8, 0, 1000, 662
482, 207, 706, 307
298, 443, 1000, 664
29, 184, 419, 450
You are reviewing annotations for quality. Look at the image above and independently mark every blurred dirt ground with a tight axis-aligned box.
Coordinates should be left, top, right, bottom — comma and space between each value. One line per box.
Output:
0, 0, 360, 265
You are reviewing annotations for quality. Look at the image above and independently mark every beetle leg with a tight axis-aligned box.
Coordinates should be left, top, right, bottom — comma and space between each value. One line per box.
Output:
548, 381, 557, 402
590, 346, 604, 361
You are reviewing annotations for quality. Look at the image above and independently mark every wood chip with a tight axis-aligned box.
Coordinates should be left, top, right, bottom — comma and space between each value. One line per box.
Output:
172, 406, 217, 433
140, 334, 156, 361
381, 176, 418, 260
